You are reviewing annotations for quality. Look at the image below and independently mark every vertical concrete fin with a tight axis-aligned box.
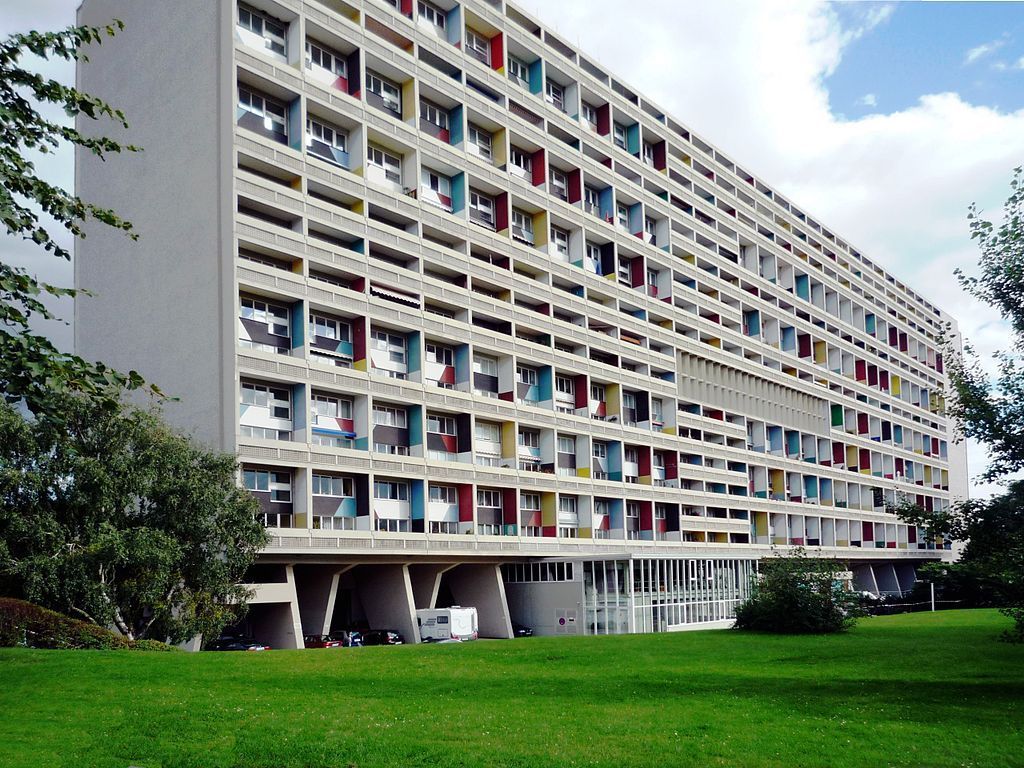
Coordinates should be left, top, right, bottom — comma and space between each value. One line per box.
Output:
446, 564, 514, 639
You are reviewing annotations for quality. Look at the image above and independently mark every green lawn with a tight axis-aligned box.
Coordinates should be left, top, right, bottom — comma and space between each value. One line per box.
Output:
0, 609, 1021, 768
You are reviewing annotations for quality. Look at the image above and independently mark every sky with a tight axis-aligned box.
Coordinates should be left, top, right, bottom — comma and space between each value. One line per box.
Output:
3, 0, 1023, 498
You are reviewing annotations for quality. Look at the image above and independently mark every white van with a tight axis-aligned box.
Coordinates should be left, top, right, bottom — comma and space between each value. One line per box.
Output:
416, 606, 479, 642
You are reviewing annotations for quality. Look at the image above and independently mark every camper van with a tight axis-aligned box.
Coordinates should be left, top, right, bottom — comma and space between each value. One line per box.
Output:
416, 606, 479, 642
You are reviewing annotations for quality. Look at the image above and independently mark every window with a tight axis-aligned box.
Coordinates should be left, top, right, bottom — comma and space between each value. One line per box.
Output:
555, 375, 574, 396
557, 436, 575, 455
520, 493, 541, 511
477, 489, 501, 509
507, 55, 529, 88
427, 414, 456, 435
241, 381, 291, 418
550, 169, 568, 201
425, 343, 454, 366
510, 147, 532, 177
420, 99, 449, 130
644, 217, 657, 244
473, 354, 498, 377
624, 447, 639, 464
237, 87, 287, 137
475, 421, 501, 443
367, 144, 402, 185
375, 443, 409, 456
306, 118, 348, 161
310, 313, 349, 342
581, 102, 598, 129
516, 365, 538, 386
469, 190, 494, 227
592, 441, 607, 459
616, 204, 630, 230
651, 397, 664, 425
626, 502, 640, 518
243, 469, 291, 502
545, 79, 565, 112
583, 186, 600, 215
429, 485, 456, 504
511, 209, 534, 243
312, 393, 351, 422
372, 329, 406, 364
518, 429, 539, 448
313, 515, 356, 531
642, 142, 655, 166
591, 383, 606, 401
377, 517, 410, 533
617, 256, 632, 284
366, 71, 401, 113
613, 122, 627, 150
374, 480, 409, 501
467, 124, 492, 160
465, 28, 490, 64
306, 41, 346, 78
239, 296, 289, 354
558, 496, 577, 515
374, 406, 407, 429
238, 4, 286, 56
585, 242, 601, 273
550, 225, 569, 258
418, 0, 446, 30
312, 474, 353, 497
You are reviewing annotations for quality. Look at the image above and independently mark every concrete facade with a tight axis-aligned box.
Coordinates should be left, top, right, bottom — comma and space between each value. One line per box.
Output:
76, 0, 966, 645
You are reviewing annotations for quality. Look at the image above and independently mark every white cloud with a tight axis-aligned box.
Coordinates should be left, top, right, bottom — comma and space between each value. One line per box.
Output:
964, 38, 1006, 64
857, 93, 878, 107
538, 0, 1024, 497
1016, 56, 1024, 70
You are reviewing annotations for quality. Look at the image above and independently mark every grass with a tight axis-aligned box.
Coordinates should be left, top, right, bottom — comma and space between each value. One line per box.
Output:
0, 609, 1021, 768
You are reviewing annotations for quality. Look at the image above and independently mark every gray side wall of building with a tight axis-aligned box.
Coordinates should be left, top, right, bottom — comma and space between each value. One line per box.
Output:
75, 0, 234, 450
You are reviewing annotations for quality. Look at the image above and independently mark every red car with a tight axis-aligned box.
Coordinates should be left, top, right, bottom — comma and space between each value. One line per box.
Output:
303, 634, 343, 649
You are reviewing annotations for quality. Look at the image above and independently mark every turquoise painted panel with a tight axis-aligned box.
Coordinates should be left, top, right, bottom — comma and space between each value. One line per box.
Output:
528, 58, 543, 94
407, 331, 421, 375
598, 186, 614, 221
292, 383, 307, 430
744, 309, 760, 336
408, 404, 423, 446
450, 171, 466, 212
445, 6, 461, 44
454, 343, 471, 385
449, 105, 464, 146
290, 299, 305, 348
626, 123, 640, 155
795, 273, 810, 301
538, 366, 553, 402
411, 479, 425, 520
865, 313, 876, 334
607, 498, 624, 532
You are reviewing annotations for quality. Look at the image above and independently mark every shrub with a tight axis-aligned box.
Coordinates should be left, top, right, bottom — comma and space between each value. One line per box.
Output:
734, 550, 862, 634
0, 597, 136, 650
130, 638, 176, 652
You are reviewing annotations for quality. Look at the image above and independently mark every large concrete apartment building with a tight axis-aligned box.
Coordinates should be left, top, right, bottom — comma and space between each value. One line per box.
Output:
75, 0, 966, 647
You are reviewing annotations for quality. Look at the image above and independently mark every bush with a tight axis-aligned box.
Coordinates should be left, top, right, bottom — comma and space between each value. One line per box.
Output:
0, 597, 173, 650
734, 550, 862, 634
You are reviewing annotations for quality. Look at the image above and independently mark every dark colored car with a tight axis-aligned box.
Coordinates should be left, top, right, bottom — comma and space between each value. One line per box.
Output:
328, 630, 363, 647
361, 629, 404, 646
206, 636, 270, 651
304, 634, 343, 649
512, 622, 534, 638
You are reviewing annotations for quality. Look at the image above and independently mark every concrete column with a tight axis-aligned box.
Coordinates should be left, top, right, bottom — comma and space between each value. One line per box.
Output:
894, 563, 917, 596
409, 563, 456, 610
356, 564, 420, 643
295, 564, 354, 636
247, 564, 304, 649
874, 563, 901, 596
852, 564, 879, 596
446, 564, 513, 639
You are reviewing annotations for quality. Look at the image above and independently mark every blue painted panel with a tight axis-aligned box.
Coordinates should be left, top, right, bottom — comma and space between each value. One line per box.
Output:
607, 498, 624, 532
744, 309, 760, 336
411, 479, 425, 520
608, 441, 622, 482
454, 343, 471, 385
445, 5, 461, 44
290, 299, 305, 348
292, 383, 306, 430
450, 171, 466, 212
628, 202, 643, 234
795, 273, 810, 301
407, 331, 421, 375
598, 186, 614, 221
449, 105, 464, 146
625, 123, 640, 155
408, 404, 423, 447
538, 366, 553, 402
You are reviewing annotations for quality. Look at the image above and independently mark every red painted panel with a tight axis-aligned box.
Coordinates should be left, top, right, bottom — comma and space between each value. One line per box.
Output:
855, 359, 867, 381
494, 192, 509, 231
664, 451, 678, 480
832, 442, 844, 465
879, 370, 889, 391
638, 447, 651, 476
908, 527, 917, 543
568, 169, 582, 204
899, 332, 909, 352
458, 484, 474, 522
639, 500, 653, 531
797, 334, 812, 358
862, 521, 874, 540
653, 140, 667, 171
867, 365, 878, 386
502, 488, 517, 525
531, 148, 545, 186
490, 32, 503, 72
353, 317, 366, 362
596, 103, 611, 135
859, 448, 870, 467
574, 374, 588, 409
630, 257, 645, 288
857, 413, 869, 434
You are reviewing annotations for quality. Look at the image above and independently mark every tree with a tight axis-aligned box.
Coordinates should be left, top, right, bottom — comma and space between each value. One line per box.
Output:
734, 549, 861, 634
896, 167, 1024, 642
0, 23, 159, 415
0, 398, 268, 644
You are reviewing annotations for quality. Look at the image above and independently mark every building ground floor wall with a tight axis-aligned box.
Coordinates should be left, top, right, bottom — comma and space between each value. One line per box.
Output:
226, 547, 939, 649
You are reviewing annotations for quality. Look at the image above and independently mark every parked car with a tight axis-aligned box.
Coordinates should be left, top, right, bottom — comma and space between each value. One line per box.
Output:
328, 630, 363, 647
206, 636, 270, 651
361, 629, 404, 646
511, 622, 534, 638
303, 634, 343, 649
